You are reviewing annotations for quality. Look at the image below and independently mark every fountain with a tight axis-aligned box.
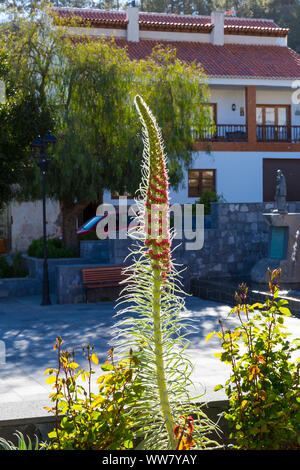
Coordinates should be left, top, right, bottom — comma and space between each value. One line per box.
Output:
251, 170, 300, 285
250, 170, 300, 315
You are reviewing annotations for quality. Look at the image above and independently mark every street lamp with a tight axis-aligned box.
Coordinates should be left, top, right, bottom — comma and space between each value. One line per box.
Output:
31, 131, 57, 306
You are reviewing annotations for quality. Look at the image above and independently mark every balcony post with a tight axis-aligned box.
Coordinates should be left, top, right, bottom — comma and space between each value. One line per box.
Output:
246, 86, 257, 144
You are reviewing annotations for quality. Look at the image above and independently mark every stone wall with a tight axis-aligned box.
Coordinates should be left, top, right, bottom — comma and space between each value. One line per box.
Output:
24, 255, 92, 293
73, 202, 300, 289
177, 202, 300, 284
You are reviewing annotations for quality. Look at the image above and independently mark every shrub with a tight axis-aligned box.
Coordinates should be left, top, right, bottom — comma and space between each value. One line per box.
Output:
208, 268, 300, 450
0, 256, 12, 278
44, 337, 142, 450
0, 253, 28, 278
193, 191, 224, 215
0, 431, 47, 450
27, 238, 77, 258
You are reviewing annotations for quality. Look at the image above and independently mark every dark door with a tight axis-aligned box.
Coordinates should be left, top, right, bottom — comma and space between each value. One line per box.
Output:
263, 158, 300, 202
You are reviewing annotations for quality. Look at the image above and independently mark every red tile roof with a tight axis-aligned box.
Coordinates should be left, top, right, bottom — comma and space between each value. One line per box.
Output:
52, 8, 300, 79
52, 8, 288, 36
52, 8, 127, 27
113, 39, 300, 79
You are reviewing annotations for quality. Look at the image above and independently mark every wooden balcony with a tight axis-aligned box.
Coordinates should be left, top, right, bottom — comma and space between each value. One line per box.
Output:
198, 124, 248, 142
195, 124, 300, 152
256, 125, 300, 143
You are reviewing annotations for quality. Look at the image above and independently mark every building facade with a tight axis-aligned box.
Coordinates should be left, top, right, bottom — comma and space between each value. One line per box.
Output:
53, 6, 300, 205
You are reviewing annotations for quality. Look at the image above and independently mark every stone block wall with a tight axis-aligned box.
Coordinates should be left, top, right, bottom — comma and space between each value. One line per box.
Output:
174, 202, 300, 283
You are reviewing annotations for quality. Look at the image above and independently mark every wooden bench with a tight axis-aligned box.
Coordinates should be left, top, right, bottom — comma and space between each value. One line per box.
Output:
82, 266, 127, 303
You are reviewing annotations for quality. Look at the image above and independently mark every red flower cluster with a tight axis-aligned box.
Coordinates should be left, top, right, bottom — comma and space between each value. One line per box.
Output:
174, 415, 195, 450
145, 150, 171, 279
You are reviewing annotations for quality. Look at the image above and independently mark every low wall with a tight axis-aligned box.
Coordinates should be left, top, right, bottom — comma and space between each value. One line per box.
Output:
79, 240, 110, 263
55, 263, 130, 304
0, 277, 41, 298
24, 255, 100, 293
0, 399, 231, 448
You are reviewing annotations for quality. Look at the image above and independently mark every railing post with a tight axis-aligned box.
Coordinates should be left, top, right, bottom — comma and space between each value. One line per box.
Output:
246, 86, 257, 144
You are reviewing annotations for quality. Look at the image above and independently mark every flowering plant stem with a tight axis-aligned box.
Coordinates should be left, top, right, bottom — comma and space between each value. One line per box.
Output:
152, 272, 176, 448
114, 95, 220, 450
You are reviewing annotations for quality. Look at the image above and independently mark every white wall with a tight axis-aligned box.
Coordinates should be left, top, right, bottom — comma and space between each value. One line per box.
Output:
208, 86, 300, 126
62, 26, 127, 38
64, 24, 287, 47
209, 87, 246, 125
224, 34, 287, 47
170, 150, 300, 204
10, 199, 61, 253
140, 29, 211, 43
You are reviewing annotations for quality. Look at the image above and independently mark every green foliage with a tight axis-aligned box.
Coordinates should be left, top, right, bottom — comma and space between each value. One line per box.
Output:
208, 269, 300, 450
78, 232, 99, 241
45, 337, 142, 450
0, 3, 212, 200
0, 253, 28, 278
0, 431, 47, 450
0, 5, 57, 207
1, 3, 212, 246
193, 191, 224, 215
27, 238, 77, 258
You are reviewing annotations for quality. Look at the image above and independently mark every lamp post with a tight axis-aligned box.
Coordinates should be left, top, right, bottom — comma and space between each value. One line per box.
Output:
31, 131, 57, 306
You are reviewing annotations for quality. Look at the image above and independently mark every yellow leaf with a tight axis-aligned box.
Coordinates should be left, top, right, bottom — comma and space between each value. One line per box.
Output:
205, 332, 216, 342
214, 352, 222, 358
91, 396, 105, 408
91, 354, 99, 365
46, 376, 56, 384
241, 400, 248, 409
69, 362, 79, 369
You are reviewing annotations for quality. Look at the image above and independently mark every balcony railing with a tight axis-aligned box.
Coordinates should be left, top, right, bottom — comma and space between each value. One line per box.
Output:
257, 125, 300, 143
198, 124, 300, 144
198, 124, 248, 142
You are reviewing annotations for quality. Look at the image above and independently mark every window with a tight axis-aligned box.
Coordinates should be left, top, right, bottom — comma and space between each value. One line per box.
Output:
256, 105, 291, 141
111, 190, 134, 200
256, 105, 290, 127
188, 170, 216, 198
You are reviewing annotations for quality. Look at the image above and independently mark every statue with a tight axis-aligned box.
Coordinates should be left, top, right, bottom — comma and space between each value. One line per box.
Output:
274, 169, 288, 214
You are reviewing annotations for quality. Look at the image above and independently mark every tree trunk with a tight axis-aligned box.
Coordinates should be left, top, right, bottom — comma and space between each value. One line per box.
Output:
61, 200, 89, 252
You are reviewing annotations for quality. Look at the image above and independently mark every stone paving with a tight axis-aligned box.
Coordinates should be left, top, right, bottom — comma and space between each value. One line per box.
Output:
0, 294, 300, 422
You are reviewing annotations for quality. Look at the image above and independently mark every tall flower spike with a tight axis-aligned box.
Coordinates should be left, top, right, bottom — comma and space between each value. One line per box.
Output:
113, 96, 220, 450
140, 95, 171, 280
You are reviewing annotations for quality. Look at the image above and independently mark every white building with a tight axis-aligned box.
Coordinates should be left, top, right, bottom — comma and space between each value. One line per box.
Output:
52, 6, 300, 205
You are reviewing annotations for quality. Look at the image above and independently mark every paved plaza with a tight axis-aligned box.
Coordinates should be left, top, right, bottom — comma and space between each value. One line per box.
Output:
0, 294, 300, 422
